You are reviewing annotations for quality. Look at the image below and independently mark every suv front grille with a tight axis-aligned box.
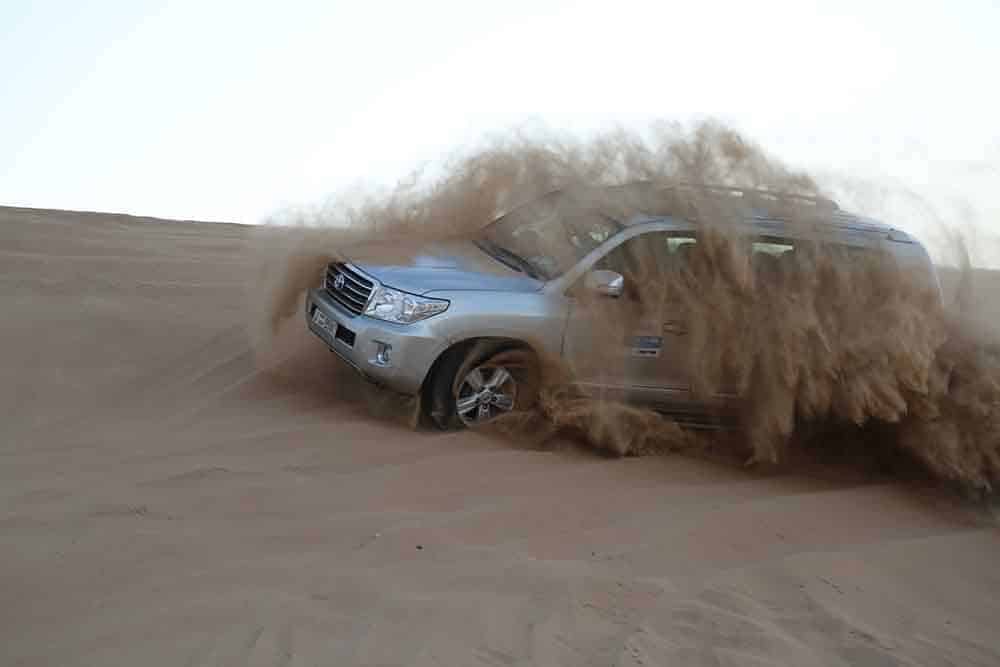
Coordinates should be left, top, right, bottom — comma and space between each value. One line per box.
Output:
324, 262, 374, 315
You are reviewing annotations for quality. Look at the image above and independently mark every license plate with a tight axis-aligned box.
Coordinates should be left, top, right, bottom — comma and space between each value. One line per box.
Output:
312, 308, 334, 334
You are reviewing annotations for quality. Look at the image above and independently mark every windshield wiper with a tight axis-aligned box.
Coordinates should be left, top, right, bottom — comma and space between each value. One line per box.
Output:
473, 239, 521, 273
495, 245, 545, 280
473, 239, 544, 280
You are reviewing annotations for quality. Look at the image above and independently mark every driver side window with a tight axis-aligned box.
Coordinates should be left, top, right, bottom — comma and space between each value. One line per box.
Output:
595, 231, 697, 278
590, 231, 674, 302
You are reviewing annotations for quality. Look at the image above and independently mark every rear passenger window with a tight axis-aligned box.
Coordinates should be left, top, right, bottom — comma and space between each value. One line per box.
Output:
752, 240, 794, 256
751, 238, 796, 284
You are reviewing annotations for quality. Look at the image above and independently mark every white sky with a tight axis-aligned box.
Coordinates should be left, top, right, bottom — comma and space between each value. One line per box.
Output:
2, 0, 997, 259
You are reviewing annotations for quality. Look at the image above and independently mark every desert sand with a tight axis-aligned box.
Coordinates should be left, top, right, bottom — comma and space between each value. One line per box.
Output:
2, 205, 998, 666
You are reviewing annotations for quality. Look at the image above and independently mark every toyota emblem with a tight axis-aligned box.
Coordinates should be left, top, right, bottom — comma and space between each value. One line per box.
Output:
333, 274, 346, 291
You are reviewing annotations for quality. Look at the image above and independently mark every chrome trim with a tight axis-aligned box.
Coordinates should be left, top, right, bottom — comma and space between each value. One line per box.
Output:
324, 262, 379, 315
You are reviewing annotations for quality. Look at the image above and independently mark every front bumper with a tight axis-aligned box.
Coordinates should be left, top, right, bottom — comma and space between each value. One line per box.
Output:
304, 288, 443, 395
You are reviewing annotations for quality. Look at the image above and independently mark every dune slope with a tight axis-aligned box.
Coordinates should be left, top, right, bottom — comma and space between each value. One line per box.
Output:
2, 207, 998, 666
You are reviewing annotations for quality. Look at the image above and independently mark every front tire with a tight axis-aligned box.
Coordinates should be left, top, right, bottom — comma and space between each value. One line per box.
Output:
424, 343, 539, 430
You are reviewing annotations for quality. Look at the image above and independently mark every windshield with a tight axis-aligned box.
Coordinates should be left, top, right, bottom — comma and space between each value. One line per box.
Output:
479, 190, 624, 279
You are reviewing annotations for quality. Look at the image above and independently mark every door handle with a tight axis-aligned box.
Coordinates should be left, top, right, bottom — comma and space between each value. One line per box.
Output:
663, 320, 688, 335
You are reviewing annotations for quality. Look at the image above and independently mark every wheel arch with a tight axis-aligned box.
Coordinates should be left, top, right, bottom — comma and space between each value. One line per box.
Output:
418, 336, 542, 428
419, 336, 541, 395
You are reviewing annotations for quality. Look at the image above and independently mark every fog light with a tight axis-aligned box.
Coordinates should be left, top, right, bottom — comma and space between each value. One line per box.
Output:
373, 341, 392, 367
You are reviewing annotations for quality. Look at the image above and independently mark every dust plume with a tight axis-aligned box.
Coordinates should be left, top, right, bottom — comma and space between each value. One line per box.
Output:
250, 120, 1000, 491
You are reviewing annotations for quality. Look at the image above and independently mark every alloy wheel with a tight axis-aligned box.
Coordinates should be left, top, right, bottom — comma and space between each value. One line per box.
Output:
454, 364, 518, 426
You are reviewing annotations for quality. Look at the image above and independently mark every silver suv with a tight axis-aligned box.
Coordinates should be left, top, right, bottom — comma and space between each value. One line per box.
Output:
305, 184, 939, 429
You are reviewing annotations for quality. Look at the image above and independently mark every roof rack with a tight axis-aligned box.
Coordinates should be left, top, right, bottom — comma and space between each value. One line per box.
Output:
657, 182, 839, 211
488, 182, 839, 226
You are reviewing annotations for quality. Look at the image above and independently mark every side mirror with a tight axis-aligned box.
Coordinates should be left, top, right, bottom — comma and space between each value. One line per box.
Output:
584, 269, 624, 298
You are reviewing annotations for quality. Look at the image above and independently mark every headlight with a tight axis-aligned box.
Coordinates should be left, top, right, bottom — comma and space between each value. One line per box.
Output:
363, 284, 449, 324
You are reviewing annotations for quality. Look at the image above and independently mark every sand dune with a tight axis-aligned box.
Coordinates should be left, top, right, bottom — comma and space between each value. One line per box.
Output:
2, 206, 998, 666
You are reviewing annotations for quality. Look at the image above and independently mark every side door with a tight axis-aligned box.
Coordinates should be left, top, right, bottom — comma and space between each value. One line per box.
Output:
561, 229, 695, 409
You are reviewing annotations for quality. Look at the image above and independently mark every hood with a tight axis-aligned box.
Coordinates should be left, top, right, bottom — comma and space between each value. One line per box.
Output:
341, 239, 544, 295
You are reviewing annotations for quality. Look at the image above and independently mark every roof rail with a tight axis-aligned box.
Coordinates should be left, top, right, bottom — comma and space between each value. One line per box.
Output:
487, 181, 839, 226
654, 182, 839, 212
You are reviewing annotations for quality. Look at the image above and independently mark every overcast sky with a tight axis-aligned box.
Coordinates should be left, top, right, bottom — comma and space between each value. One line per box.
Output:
1, 0, 997, 258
